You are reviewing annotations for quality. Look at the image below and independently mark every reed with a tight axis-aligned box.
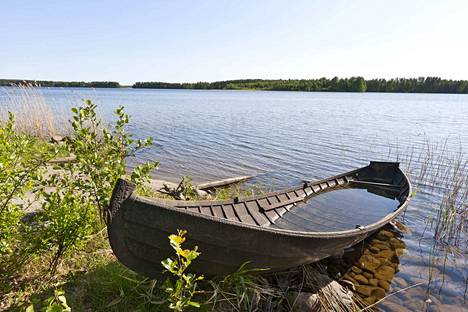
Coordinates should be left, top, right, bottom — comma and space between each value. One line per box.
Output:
0, 83, 71, 139
389, 138, 467, 248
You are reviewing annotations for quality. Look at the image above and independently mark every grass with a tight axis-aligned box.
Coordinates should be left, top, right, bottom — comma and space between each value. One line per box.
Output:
2, 230, 151, 311
0, 83, 72, 139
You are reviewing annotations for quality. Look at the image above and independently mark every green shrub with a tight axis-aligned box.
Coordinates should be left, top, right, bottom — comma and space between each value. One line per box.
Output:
67, 100, 158, 214
35, 100, 159, 272
25, 288, 71, 312
0, 113, 52, 271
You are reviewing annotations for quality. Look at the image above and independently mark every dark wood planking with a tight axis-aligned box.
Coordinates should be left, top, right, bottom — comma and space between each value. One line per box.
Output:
245, 201, 270, 226
261, 196, 304, 211
108, 162, 412, 277
211, 205, 225, 218
277, 193, 289, 202
287, 191, 300, 199
274, 206, 288, 218
222, 204, 239, 221
304, 187, 314, 196
267, 195, 280, 206
233, 203, 257, 225
295, 189, 307, 197
200, 206, 213, 216
167, 165, 402, 231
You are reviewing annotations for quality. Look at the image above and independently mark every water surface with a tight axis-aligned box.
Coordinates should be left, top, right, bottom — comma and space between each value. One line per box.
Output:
273, 186, 401, 232
1, 88, 467, 310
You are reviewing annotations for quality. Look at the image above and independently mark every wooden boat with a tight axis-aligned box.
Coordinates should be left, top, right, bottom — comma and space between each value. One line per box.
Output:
106, 161, 411, 277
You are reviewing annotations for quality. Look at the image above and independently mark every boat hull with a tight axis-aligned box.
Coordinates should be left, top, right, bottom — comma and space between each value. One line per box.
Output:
107, 162, 411, 277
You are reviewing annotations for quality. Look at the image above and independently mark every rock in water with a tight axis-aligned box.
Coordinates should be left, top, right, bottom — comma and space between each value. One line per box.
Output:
354, 274, 369, 284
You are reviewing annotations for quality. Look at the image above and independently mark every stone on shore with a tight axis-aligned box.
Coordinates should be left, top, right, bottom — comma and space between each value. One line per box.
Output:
50, 135, 64, 143
288, 292, 319, 311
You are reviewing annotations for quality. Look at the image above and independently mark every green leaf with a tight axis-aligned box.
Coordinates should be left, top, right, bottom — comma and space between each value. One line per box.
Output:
188, 301, 201, 308
25, 304, 35, 312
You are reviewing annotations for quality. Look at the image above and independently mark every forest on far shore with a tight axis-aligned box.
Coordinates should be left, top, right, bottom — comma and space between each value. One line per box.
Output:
2, 77, 468, 93
133, 77, 468, 93
0, 79, 120, 88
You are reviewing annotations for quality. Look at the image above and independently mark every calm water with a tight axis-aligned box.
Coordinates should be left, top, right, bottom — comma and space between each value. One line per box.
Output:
1, 88, 467, 310
273, 186, 401, 232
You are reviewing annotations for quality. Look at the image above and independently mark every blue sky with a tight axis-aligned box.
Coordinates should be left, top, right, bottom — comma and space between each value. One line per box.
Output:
2, 0, 467, 84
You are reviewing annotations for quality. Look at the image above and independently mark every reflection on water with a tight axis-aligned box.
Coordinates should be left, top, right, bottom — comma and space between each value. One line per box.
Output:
327, 225, 467, 311
273, 186, 401, 232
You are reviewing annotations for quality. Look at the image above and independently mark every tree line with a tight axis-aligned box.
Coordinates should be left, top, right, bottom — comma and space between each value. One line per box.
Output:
133, 77, 468, 93
2, 77, 468, 93
0, 79, 120, 88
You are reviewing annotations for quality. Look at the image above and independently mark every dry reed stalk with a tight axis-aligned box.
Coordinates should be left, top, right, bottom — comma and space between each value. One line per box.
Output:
0, 83, 71, 138
389, 137, 467, 247
301, 264, 361, 312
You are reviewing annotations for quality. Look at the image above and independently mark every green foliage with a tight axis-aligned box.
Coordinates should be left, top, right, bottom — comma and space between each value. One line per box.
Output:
35, 99, 158, 272
25, 289, 71, 312
67, 100, 157, 212
214, 183, 268, 200
178, 176, 198, 201
208, 262, 270, 311
37, 188, 97, 273
161, 230, 204, 311
133, 76, 468, 94
42, 289, 71, 312
0, 79, 120, 88
0, 113, 52, 269
0, 99, 158, 276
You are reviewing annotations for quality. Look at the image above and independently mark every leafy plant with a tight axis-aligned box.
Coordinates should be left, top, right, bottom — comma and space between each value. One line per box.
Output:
161, 230, 204, 311
0, 112, 53, 271
67, 100, 158, 214
37, 188, 97, 273
25, 288, 71, 312
35, 100, 159, 272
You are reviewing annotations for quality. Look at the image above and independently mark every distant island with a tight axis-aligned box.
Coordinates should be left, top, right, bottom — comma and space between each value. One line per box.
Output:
2, 77, 468, 93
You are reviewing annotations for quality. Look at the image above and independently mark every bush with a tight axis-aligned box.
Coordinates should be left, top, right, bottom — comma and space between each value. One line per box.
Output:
1, 99, 159, 276
0, 113, 52, 272
35, 100, 158, 272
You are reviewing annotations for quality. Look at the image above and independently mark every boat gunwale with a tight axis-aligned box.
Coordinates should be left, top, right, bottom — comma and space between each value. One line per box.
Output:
126, 162, 412, 238
149, 166, 364, 207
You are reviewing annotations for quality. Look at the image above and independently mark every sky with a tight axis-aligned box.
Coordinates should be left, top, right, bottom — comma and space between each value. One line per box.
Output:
2, 0, 468, 84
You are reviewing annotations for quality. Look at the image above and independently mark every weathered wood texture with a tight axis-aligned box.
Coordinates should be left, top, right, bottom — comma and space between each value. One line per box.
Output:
107, 161, 412, 276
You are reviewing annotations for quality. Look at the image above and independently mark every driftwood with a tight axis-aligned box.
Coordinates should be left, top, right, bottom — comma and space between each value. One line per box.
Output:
158, 177, 204, 200
48, 155, 77, 164
197, 175, 252, 191
147, 175, 253, 200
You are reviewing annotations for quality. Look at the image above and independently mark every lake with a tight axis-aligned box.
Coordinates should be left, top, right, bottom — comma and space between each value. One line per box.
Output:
1, 87, 467, 310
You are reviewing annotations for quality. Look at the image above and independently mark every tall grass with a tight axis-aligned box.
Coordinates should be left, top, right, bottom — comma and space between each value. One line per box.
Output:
0, 83, 71, 138
389, 138, 467, 248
